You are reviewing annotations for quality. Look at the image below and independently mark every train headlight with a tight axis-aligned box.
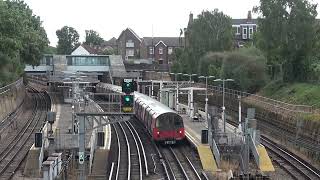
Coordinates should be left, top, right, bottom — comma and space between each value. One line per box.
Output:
157, 131, 160, 135
179, 130, 182, 134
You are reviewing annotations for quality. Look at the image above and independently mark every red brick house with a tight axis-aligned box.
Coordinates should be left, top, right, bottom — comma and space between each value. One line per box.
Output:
140, 37, 184, 65
117, 28, 142, 60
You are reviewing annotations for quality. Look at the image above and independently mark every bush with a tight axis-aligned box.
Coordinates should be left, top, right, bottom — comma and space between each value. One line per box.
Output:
222, 48, 268, 92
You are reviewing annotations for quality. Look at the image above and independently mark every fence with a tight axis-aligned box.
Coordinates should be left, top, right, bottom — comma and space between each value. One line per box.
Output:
190, 82, 314, 114
0, 77, 25, 121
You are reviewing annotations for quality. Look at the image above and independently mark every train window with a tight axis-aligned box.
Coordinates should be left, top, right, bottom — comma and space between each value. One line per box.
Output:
156, 114, 175, 130
174, 116, 183, 128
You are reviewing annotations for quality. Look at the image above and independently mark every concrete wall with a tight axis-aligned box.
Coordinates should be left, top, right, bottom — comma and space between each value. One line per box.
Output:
0, 78, 25, 121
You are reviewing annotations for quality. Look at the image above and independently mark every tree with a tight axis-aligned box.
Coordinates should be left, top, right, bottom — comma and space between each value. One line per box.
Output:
254, 0, 318, 82
173, 9, 233, 74
56, 26, 80, 54
44, 46, 57, 54
221, 48, 267, 92
0, 0, 48, 86
188, 9, 233, 54
84, 30, 104, 46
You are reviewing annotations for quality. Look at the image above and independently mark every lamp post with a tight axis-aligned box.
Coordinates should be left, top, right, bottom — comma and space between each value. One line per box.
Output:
170, 72, 182, 111
199, 75, 215, 122
214, 78, 234, 133
157, 72, 165, 101
183, 73, 197, 82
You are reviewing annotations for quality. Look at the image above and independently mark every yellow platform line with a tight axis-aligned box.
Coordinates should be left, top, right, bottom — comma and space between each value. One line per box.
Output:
257, 145, 275, 172
185, 129, 217, 174
197, 144, 218, 174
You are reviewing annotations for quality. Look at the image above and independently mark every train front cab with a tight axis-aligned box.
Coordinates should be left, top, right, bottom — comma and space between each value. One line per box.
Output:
152, 113, 185, 143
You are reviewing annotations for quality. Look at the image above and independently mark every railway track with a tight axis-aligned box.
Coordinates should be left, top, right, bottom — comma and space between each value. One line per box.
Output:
226, 118, 320, 180
0, 85, 50, 180
157, 144, 204, 180
0, 97, 26, 137
109, 120, 147, 180
127, 119, 166, 180
261, 136, 320, 180
95, 93, 205, 180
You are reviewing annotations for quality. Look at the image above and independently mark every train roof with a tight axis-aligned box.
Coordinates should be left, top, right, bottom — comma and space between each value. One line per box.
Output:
98, 83, 176, 116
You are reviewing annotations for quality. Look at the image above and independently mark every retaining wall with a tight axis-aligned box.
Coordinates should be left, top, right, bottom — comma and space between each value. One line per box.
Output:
0, 78, 25, 121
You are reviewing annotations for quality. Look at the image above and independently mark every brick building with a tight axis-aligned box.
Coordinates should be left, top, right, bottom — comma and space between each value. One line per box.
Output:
140, 37, 184, 65
117, 28, 142, 60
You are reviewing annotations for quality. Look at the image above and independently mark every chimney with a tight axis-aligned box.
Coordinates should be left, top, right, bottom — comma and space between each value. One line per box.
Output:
188, 13, 193, 25
247, 10, 252, 20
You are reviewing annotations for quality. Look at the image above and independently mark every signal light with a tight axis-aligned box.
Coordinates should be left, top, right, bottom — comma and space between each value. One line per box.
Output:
121, 94, 134, 113
122, 79, 137, 94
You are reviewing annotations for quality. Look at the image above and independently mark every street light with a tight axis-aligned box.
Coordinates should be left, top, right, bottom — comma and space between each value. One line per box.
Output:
183, 73, 197, 82
170, 72, 183, 111
199, 75, 215, 122
214, 78, 234, 133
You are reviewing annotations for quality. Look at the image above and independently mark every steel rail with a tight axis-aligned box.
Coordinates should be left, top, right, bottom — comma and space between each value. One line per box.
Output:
127, 121, 149, 176
118, 123, 131, 180
181, 149, 202, 180
111, 124, 121, 180
261, 136, 320, 180
123, 121, 142, 180
0, 86, 49, 179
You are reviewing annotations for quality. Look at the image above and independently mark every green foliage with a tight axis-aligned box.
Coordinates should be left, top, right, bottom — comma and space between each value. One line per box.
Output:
188, 9, 233, 54
221, 48, 267, 92
44, 46, 57, 54
260, 81, 320, 108
102, 48, 117, 55
56, 26, 80, 54
0, 0, 48, 86
198, 52, 225, 77
254, 0, 318, 82
84, 30, 104, 46
173, 9, 233, 75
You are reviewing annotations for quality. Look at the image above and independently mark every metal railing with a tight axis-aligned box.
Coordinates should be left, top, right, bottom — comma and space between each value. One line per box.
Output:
0, 78, 23, 95
178, 82, 314, 114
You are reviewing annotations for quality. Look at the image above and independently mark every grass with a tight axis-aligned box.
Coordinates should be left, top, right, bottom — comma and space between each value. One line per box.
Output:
259, 80, 320, 108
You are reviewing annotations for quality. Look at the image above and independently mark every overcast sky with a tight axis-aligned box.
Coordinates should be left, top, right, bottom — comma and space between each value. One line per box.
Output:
24, 0, 320, 46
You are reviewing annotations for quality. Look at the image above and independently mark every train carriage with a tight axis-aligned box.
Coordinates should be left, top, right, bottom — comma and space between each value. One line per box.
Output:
96, 83, 185, 143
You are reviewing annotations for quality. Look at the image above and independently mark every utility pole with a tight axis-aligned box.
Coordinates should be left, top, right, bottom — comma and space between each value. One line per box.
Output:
214, 78, 234, 133
170, 72, 182, 111
199, 75, 215, 121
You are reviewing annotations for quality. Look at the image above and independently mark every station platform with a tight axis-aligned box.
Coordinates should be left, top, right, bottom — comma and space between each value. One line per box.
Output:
182, 109, 274, 175
182, 114, 218, 175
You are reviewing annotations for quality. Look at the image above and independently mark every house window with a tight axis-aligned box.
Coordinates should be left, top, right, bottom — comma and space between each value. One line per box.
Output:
159, 47, 163, 55
126, 49, 134, 56
168, 47, 173, 55
236, 27, 240, 35
249, 26, 253, 39
126, 40, 134, 47
242, 27, 247, 39
232, 25, 241, 35
149, 47, 154, 54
